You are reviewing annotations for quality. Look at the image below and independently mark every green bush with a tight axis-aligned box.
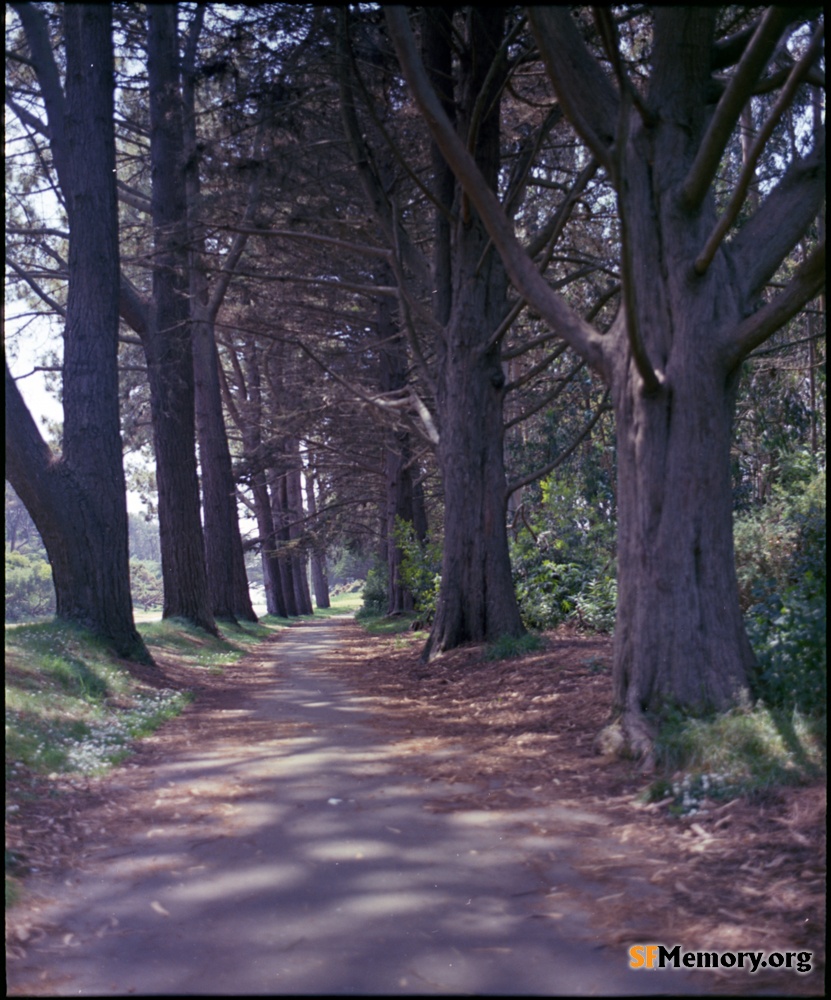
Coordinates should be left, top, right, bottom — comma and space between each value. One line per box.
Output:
511, 469, 617, 633
736, 469, 826, 714
395, 519, 442, 622
5, 548, 55, 621
356, 564, 388, 619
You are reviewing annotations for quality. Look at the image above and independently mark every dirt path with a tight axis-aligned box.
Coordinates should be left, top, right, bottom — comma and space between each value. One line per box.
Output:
5, 618, 821, 995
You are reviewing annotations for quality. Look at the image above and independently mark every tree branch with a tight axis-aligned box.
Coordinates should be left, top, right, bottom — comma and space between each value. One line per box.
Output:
505, 358, 586, 429
11, 2, 70, 190
730, 130, 826, 301
5, 255, 66, 317
722, 243, 826, 371
385, 7, 610, 378
695, 21, 825, 275
681, 7, 793, 210
506, 389, 611, 497
526, 7, 618, 173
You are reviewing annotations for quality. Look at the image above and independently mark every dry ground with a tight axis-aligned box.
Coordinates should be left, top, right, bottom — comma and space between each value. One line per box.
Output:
6, 620, 826, 995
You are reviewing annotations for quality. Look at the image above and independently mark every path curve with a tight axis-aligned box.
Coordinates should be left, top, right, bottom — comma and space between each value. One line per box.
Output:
7, 617, 701, 996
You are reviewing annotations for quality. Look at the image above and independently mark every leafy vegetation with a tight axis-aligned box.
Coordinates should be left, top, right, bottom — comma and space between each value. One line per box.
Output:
511, 466, 617, 633
395, 518, 442, 623
4, 548, 55, 621
648, 705, 825, 816
484, 632, 545, 661
735, 466, 826, 715
647, 464, 826, 812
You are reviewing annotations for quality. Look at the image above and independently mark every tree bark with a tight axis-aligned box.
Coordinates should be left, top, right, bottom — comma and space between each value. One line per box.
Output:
6, 4, 149, 663
422, 7, 526, 659
192, 307, 257, 622
304, 468, 331, 609
145, 4, 216, 634
181, 16, 256, 624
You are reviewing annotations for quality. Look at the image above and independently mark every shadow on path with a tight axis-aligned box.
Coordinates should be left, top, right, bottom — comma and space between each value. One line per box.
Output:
7, 618, 703, 996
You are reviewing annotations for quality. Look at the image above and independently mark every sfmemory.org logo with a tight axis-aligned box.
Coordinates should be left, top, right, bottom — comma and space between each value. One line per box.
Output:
629, 944, 812, 974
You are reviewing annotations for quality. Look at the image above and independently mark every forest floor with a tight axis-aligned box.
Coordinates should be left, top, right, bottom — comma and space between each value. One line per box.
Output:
5, 617, 825, 995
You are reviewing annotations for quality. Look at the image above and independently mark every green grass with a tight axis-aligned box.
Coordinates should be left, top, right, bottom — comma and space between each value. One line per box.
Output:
484, 632, 545, 660
647, 704, 826, 816
5, 612, 289, 908
355, 610, 425, 637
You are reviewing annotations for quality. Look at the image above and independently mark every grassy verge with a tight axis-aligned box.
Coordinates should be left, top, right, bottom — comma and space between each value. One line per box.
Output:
5, 612, 289, 906
647, 705, 826, 816
355, 609, 428, 639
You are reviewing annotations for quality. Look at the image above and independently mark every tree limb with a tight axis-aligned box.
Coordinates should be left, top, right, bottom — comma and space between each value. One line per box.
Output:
681, 7, 792, 210
695, 21, 825, 276
730, 129, 826, 301
505, 358, 586, 429
526, 7, 618, 173
722, 243, 826, 371
5, 255, 66, 317
506, 389, 611, 497
385, 7, 610, 378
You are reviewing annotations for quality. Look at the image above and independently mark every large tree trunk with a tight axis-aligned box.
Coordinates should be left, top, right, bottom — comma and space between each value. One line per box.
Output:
5, 4, 149, 663
611, 337, 755, 754
146, 4, 216, 634
422, 7, 525, 659
423, 270, 525, 658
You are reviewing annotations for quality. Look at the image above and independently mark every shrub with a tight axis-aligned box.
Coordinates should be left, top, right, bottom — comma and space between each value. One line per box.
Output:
356, 564, 388, 619
395, 519, 442, 623
736, 470, 826, 714
5, 549, 55, 621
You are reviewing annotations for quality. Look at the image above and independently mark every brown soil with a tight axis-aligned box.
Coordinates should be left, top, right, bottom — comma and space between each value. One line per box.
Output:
5, 620, 826, 995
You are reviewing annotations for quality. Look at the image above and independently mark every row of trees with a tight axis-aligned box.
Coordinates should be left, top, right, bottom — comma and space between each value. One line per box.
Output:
5, 5, 824, 755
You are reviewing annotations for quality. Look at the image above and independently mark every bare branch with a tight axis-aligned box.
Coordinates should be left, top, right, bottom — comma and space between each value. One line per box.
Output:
506, 389, 611, 497
722, 242, 826, 371
5, 255, 66, 317
385, 7, 610, 378
505, 357, 586, 429
117, 179, 152, 215
682, 7, 793, 210
220, 226, 392, 261
695, 21, 825, 275
526, 7, 618, 172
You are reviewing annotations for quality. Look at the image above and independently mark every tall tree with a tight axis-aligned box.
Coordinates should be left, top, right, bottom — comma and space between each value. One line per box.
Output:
181, 7, 257, 623
141, 3, 217, 633
5, 3, 150, 662
340, 7, 527, 656
388, 6, 825, 755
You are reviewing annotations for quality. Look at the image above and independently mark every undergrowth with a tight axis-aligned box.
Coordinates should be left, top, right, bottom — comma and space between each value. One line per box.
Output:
647, 705, 826, 817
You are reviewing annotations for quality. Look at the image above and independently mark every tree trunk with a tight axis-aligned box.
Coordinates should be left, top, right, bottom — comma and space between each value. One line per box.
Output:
6, 4, 149, 663
611, 338, 755, 754
423, 282, 525, 658
285, 443, 314, 615
378, 294, 417, 615
304, 469, 330, 609
192, 308, 257, 622
146, 4, 216, 634
422, 7, 525, 659
270, 467, 300, 617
